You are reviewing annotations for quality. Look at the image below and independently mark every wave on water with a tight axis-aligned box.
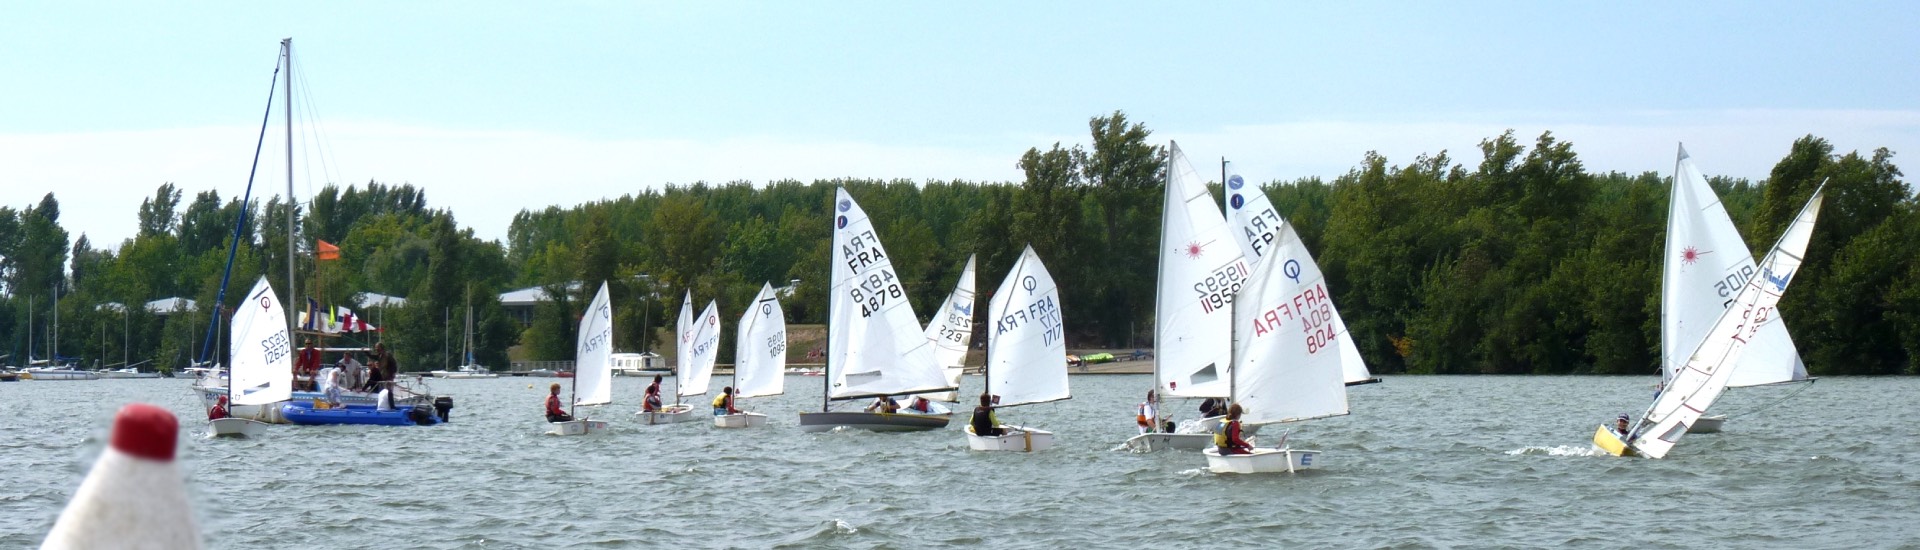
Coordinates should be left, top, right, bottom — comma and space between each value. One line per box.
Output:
1505, 445, 1606, 457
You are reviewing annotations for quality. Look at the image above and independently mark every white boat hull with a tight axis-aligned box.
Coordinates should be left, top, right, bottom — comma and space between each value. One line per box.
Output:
635, 404, 699, 425
1203, 447, 1322, 474
208, 418, 270, 438
28, 370, 99, 381
1687, 415, 1727, 434
797, 411, 952, 433
713, 412, 768, 428
965, 425, 1054, 452
1124, 432, 1216, 452
546, 419, 612, 436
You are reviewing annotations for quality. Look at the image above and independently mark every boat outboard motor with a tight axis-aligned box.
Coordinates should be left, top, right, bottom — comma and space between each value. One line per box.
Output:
408, 405, 437, 426
433, 396, 454, 422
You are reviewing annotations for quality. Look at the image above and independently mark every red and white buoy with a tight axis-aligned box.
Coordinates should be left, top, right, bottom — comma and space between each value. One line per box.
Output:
41, 403, 201, 550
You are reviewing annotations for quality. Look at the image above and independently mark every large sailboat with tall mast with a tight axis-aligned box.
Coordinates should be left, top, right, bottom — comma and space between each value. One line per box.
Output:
798, 188, 958, 432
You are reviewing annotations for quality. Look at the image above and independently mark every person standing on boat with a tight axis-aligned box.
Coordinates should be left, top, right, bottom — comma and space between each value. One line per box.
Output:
643, 375, 664, 412
712, 387, 741, 416
376, 344, 400, 382
1215, 404, 1254, 455
545, 383, 573, 422
970, 393, 1004, 436
1136, 390, 1161, 434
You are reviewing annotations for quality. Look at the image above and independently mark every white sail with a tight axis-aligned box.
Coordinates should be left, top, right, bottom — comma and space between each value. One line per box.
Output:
734, 283, 787, 399
1230, 223, 1355, 425
1223, 161, 1372, 385
675, 290, 693, 382
1632, 185, 1824, 458
679, 300, 721, 397
828, 188, 955, 399
986, 246, 1070, 407
574, 281, 614, 407
1156, 142, 1249, 398
229, 276, 293, 406
1664, 145, 1808, 388
923, 254, 978, 401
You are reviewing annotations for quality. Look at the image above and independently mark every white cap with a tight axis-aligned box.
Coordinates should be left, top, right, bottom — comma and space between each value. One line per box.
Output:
41, 403, 202, 550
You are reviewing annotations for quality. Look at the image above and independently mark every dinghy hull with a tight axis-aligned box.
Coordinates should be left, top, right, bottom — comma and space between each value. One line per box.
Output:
1686, 415, 1726, 434
636, 404, 699, 425
208, 418, 269, 438
965, 425, 1053, 452
1124, 432, 1215, 452
547, 419, 612, 436
713, 412, 767, 428
1203, 447, 1320, 474
798, 411, 950, 433
1592, 425, 1636, 457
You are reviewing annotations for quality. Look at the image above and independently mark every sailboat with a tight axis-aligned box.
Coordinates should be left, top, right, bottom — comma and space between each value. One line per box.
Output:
1596, 185, 1826, 458
1125, 142, 1249, 451
639, 292, 714, 424
210, 277, 294, 437
1223, 161, 1379, 389
549, 281, 614, 435
922, 255, 978, 403
717, 283, 786, 428
965, 246, 1069, 452
798, 188, 958, 432
432, 293, 499, 379
1662, 145, 1810, 433
1202, 217, 1367, 473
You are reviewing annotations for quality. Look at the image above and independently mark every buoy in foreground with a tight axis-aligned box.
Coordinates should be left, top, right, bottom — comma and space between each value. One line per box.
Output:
42, 403, 201, 550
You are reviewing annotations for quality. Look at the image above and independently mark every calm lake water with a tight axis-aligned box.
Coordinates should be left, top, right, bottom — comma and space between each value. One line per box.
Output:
3, 375, 1917, 548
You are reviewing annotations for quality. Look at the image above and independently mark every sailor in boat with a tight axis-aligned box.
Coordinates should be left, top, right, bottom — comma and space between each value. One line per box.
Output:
712, 387, 741, 416
643, 375, 664, 412
544, 383, 573, 422
905, 396, 935, 414
1199, 397, 1226, 419
1214, 404, 1254, 455
208, 395, 230, 420
1612, 414, 1632, 439
320, 364, 346, 408
970, 393, 1005, 436
864, 396, 900, 414
1135, 390, 1162, 434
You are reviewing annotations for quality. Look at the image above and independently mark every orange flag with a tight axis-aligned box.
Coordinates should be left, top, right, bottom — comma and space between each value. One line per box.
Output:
316, 240, 340, 261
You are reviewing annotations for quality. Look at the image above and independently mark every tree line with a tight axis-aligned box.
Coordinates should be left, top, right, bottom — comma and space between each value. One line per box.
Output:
3, 112, 1915, 375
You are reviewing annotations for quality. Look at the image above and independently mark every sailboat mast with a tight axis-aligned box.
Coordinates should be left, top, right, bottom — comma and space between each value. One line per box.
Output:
1222, 155, 1235, 404
282, 38, 297, 339
1661, 143, 1684, 386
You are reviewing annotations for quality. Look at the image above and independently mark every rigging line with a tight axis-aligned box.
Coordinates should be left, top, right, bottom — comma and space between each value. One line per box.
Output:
290, 53, 343, 200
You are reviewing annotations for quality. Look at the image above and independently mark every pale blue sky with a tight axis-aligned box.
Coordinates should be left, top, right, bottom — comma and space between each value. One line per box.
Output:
4, 2, 1917, 245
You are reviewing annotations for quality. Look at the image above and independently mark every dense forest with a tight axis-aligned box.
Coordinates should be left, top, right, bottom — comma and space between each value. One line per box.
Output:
3, 112, 1916, 376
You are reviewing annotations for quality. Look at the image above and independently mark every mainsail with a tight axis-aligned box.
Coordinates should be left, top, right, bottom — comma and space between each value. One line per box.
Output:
229, 276, 293, 406
1222, 161, 1372, 385
1230, 222, 1357, 425
1155, 142, 1249, 398
734, 283, 787, 399
1630, 185, 1825, 458
1664, 145, 1808, 388
827, 188, 955, 400
574, 282, 614, 407
985, 246, 1070, 407
923, 255, 978, 402
679, 300, 721, 398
